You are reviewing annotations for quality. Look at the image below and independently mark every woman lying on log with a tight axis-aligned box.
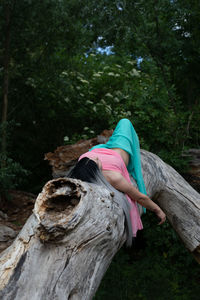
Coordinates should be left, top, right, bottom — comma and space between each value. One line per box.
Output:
68, 118, 166, 245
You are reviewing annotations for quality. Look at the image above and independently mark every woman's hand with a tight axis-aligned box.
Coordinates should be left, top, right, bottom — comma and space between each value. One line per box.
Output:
154, 208, 166, 225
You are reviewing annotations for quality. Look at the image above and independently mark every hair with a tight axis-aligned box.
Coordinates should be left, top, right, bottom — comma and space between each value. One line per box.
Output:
67, 157, 99, 183
67, 157, 133, 246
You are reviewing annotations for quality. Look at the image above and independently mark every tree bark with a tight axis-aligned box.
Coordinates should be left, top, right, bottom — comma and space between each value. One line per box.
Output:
1, 3, 11, 156
140, 150, 200, 261
0, 177, 126, 300
0, 150, 199, 299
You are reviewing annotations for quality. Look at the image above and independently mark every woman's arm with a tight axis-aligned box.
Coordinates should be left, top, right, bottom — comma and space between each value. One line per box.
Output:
103, 170, 166, 225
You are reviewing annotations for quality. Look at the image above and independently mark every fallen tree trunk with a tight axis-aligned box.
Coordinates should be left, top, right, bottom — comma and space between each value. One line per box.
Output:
0, 150, 199, 299
140, 150, 200, 260
0, 178, 126, 300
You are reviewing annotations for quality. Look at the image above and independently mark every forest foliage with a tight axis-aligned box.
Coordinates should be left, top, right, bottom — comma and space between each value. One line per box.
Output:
1, 0, 200, 298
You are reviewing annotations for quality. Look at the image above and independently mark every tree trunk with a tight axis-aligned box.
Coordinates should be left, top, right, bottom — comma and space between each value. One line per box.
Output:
0, 150, 199, 299
140, 150, 200, 261
1, 3, 11, 156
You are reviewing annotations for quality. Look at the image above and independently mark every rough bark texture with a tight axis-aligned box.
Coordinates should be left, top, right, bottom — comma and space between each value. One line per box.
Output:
140, 150, 200, 262
0, 178, 126, 300
0, 150, 199, 299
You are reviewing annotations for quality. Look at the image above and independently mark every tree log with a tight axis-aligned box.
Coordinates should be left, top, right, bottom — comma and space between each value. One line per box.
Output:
140, 150, 200, 261
0, 150, 199, 299
0, 178, 126, 300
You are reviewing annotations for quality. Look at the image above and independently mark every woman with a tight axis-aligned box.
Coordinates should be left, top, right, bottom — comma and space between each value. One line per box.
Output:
68, 119, 166, 245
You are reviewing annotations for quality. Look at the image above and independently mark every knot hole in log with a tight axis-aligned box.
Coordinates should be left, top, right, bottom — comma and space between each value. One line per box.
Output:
46, 180, 81, 213
34, 178, 86, 243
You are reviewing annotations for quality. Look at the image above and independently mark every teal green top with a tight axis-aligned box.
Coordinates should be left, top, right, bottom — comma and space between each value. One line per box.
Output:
90, 118, 146, 213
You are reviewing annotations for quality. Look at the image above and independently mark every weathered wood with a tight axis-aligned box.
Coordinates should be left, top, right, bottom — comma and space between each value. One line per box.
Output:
0, 178, 126, 300
140, 150, 200, 262
0, 150, 199, 299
